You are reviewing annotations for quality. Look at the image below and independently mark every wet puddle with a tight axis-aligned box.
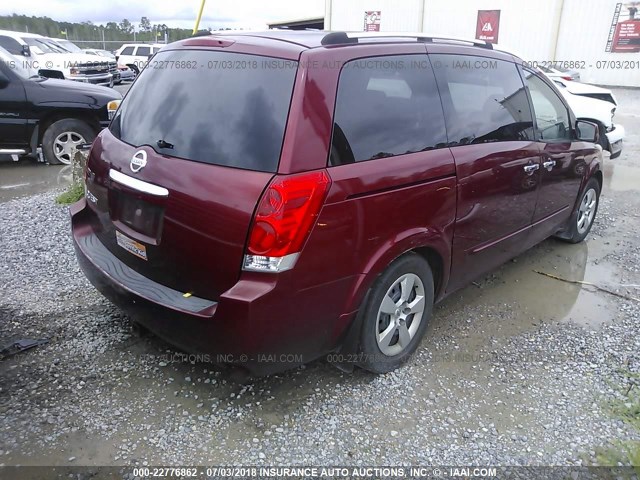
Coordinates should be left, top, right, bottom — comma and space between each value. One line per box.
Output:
604, 161, 640, 192
0, 159, 71, 203
436, 238, 616, 337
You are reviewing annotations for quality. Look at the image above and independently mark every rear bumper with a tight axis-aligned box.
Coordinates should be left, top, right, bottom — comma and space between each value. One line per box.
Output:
70, 199, 354, 375
606, 124, 625, 157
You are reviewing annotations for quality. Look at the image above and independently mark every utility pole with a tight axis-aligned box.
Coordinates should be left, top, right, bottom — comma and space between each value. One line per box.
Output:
102, 28, 106, 50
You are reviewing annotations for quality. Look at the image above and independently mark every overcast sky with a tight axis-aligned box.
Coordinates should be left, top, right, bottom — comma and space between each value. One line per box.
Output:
0, 0, 325, 29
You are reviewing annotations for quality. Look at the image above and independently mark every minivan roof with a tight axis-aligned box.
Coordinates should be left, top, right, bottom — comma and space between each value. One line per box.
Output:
171, 30, 521, 61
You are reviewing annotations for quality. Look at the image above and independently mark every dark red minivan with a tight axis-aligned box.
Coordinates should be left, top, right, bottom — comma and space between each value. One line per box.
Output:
72, 31, 603, 375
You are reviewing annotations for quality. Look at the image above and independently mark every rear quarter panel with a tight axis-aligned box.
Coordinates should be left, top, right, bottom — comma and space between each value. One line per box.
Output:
286, 45, 458, 345
296, 150, 457, 344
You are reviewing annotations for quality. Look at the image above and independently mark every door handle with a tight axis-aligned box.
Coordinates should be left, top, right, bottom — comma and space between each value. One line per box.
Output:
543, 160, 556, 171
523, 164, 540, 175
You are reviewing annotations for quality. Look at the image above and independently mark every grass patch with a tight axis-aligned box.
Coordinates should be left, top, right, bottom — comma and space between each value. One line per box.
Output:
56, 182, 84, 205
594, 370, 640, 470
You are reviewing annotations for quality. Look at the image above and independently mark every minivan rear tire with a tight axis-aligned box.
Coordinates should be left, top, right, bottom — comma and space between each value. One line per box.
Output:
357, 253, 434, 374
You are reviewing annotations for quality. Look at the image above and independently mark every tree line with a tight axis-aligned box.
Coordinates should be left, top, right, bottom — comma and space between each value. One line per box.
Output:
0, 14, 232, 50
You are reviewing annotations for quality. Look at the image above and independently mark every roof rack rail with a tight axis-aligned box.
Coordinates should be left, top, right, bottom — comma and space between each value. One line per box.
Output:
321, 31, 357, 46
320, 31, 493, 49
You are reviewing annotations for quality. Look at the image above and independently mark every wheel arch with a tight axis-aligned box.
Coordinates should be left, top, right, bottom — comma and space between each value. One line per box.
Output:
592, 168, 603, 191
38, 110, 101, 146
331, 232, 451, 366
345, 231, 451, 315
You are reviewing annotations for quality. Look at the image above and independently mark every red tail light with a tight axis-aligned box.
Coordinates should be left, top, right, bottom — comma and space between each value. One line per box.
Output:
561, 76, 573, 81
243, 170, 331, 272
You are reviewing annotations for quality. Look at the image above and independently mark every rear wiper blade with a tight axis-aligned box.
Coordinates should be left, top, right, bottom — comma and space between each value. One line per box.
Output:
157, 139, 174, 149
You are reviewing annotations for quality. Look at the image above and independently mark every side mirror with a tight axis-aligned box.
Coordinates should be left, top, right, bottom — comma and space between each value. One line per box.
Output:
22, 44, 31, 57
576, 120, 599, 143
0, 71, 9, 88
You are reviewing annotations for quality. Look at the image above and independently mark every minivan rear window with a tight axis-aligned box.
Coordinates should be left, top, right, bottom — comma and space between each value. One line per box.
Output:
110, 50, 297, 172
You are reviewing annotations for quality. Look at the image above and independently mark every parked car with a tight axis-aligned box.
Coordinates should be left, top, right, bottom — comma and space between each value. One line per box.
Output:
0, 30, 115, 87
82, 48, 124, 84
550, 78, 624, 158
552, 77, 617, 105
538, 65, 581, 82
72, 31, 603, 376
49, 40, 120, 85
116, 66, 136, 82
0, 46, 121, 164
83, 48, 115, 58
114, 43, 164, 74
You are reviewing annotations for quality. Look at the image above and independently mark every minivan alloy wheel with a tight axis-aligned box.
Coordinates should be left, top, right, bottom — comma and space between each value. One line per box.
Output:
53, 131, 87, 165
577, 188, 597, 234
376, 273, 426, 356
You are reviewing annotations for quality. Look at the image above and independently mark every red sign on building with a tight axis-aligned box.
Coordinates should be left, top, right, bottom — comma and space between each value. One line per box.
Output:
612, 19, 640, 52
476, 10, 501, 44
364, 11, 381, 32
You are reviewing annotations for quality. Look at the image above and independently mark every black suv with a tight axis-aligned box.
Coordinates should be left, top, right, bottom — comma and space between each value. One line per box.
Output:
0, 46, 121, 165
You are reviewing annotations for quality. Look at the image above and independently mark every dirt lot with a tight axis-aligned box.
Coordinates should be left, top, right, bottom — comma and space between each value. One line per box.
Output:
0, 88, 639, 467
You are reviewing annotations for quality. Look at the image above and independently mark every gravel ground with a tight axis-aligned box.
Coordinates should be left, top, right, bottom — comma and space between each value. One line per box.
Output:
0, 90, 639, 467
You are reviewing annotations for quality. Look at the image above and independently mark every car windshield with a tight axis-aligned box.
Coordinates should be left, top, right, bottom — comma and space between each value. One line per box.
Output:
23, 37, 67, 54
110, 49, 298, 172
0, 46, 32, 79
57, 39, 83, 53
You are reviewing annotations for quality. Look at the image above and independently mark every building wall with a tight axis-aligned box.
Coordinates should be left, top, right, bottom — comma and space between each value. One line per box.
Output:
326, 0, 424, 32
420, 0, 564, 62
326, 0, 640, 87
555, 0, 640, 87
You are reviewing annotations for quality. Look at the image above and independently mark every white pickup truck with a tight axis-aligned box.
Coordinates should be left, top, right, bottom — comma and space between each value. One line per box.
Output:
0, 30, 114, 87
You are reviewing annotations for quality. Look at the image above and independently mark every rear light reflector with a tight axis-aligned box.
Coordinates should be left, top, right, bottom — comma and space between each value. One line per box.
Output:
243, 253, 300, 273
243, 170, 331, 273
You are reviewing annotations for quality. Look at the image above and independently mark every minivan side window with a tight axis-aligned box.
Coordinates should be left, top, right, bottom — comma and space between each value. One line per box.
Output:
330, 55, 447, 165
120, 46, 134, 56
523, 70, 572, 142
0, 36, 23, 56
431, 55, 534, 145
136, 46, 151, 57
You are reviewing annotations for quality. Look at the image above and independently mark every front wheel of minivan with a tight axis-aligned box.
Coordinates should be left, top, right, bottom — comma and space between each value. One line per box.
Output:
357, 253, 434, 374
556, 177, 601, 244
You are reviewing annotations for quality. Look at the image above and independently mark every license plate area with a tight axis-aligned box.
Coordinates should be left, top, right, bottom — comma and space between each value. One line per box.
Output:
116, 230, 148, 260
111, 190, 165, 245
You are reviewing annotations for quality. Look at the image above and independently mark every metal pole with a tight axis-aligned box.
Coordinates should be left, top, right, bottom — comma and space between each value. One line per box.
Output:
102, 28, 106, 50
193, 0, 207, 35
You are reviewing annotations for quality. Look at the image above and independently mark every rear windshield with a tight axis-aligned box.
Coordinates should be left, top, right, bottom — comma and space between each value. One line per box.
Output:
110, 50, 297, 172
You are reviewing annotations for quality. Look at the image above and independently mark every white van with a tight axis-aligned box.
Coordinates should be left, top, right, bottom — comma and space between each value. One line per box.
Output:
115, 43, 164, 73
